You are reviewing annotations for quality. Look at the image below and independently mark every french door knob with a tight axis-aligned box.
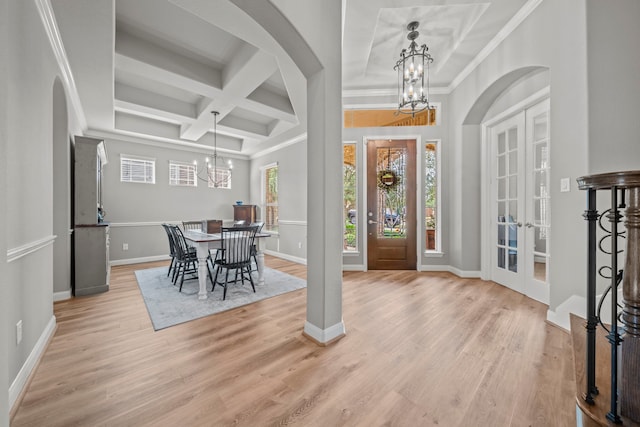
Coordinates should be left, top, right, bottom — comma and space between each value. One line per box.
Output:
368, 219, 378, 225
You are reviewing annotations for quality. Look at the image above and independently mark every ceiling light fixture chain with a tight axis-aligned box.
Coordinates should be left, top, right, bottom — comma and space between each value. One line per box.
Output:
394, 21, 434, 117
194, 111, 233, 188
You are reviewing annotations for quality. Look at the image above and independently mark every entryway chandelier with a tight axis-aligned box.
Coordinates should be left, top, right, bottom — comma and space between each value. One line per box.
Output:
394, 21, 434, 117
194, 111, 232, 188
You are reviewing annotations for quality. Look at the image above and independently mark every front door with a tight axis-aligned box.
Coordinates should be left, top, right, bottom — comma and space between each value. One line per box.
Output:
367, 139, 416, 270
490, 98, 551, 304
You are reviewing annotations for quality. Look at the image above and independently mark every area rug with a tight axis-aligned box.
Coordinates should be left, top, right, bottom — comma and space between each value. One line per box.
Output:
134, 266, 306, 330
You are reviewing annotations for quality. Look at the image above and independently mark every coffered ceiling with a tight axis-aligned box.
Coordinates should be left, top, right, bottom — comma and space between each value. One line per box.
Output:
51, 0, 535, 156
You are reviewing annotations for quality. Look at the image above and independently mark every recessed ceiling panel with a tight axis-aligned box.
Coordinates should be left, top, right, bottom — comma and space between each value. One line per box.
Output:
366, 4, 489, 85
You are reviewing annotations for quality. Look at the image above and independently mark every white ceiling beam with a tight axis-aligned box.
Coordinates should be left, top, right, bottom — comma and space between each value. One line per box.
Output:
115, 83, 196, 119
115, 31, 223, 95
244, 87, 296, 122
180, 45, 278, 141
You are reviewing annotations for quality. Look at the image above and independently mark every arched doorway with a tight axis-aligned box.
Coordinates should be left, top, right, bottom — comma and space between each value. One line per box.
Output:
464, 66, 551, 304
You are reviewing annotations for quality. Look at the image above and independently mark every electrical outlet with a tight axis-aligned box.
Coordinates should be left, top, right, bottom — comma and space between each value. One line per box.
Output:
298, 242, 302, 249
16, 320, 22, 345
560, 178, 570, 192
123, 243, 129, 251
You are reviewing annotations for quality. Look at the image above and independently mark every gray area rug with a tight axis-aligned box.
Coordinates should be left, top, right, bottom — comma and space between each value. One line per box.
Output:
135, 266, 306, 330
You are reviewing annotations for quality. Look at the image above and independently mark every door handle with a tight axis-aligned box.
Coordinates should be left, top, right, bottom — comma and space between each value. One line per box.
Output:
368, 219, 378, 225
517, 222, 523, 228
525, 222, 533, 228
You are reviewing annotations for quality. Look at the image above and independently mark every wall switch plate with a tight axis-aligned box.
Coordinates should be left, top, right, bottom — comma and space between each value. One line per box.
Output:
123, 243, 129, 251
560, 178, 570, 192
16, 320, 22, 345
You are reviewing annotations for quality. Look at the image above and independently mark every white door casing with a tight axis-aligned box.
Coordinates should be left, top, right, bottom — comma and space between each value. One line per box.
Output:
487, 97, 551, 304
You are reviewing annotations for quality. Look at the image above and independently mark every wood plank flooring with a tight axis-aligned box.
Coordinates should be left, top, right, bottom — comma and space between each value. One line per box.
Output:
11, 257, 576, 426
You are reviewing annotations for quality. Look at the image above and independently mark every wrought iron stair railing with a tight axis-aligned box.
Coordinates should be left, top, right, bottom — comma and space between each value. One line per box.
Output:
577, 170, 640, 424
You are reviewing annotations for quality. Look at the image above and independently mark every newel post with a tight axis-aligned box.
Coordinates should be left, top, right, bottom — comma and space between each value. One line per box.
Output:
621, 186, 640, 421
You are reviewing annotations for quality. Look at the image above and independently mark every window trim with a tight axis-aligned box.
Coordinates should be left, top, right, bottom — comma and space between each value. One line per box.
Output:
207, 167, 232, 189
343, 141, 358, 253
423, 139, 442, 254
168, 160, 197, 187
120, 154, 156, 184
260, 162, 279, 232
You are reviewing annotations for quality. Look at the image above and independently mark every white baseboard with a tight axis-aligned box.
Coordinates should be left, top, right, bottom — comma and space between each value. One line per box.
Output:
53, 290, 71, 302
342, 264, 365, 271
304, 320, 346, 344
419, 264, 481, 278
110, 254, 171, 266
546, 294, 586, 332
10, 315, 57, 411
264, 250, 307, 265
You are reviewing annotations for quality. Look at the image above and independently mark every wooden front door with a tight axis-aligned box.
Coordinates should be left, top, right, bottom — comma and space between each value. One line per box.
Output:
367, 139, 416, 270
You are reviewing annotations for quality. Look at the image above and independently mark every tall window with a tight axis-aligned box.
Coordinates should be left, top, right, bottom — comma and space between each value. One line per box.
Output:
169, 161, 196, 187
343, 143, 357, 251
425, 142, 438, 251
262, 163, 278, 232
120, 155, 155, 184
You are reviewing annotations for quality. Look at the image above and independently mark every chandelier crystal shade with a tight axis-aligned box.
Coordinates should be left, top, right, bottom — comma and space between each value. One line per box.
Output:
194, 111, 232, 188
394, 21, 434, 117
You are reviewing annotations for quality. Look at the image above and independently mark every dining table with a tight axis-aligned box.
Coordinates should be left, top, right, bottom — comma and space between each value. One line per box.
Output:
183, 229, 270, 300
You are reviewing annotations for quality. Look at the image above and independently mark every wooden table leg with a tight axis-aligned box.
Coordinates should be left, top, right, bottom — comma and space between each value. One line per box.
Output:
195, 242, 209, 300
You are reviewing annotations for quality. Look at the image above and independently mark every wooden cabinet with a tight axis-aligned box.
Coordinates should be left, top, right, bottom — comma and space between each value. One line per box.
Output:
233, 204, 256, 224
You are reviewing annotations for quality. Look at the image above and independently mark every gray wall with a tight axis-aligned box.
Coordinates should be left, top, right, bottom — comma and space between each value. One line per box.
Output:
101, 136, 251, 262
446, 0, 592, 311
4, 0, 62, 416
249, 139, 308, 261
1, 0, 10, 422
586, 0, 640, 173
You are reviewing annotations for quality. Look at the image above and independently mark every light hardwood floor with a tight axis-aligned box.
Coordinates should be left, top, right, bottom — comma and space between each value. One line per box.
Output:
11, 257, 576, 426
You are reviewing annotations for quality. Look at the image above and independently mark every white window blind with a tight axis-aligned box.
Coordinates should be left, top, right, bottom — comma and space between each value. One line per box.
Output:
169, 161, 197, 187
208, 168, 232, 189
120, 156, 155, 184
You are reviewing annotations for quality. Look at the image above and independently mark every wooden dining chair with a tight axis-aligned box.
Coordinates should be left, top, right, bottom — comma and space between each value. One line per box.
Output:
169, 225, 213, 291
161, 224, 177, 278
182, 220, 204, 232
211, 225, 259, 300
249, 221, 264, 272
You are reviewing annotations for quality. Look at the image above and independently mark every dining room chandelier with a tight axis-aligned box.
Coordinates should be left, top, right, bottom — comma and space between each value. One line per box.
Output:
394, 21, 434, 117
194, 111, 232, 188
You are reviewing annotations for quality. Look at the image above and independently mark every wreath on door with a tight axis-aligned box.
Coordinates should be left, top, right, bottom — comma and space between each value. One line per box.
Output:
377, 169, 400, 191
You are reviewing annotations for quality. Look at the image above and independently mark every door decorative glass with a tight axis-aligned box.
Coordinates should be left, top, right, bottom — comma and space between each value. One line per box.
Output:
375, 147, 407, 238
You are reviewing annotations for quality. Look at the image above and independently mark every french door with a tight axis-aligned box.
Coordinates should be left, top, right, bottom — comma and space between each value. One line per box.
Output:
367, 139, 416, 270
490, 99, 550, 304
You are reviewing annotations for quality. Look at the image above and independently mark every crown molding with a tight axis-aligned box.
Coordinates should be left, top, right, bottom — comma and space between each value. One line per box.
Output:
85, 128, 249, 160
447, 0, 544, 93
342, 86, 449, 98
35, 0, 86, 134
250, 132, 307, 159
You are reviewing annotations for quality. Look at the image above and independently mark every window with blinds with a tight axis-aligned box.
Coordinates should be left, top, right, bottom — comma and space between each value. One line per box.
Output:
208, 168, 232, 189
169, 161, 197, 187
120, 155, 155, 184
